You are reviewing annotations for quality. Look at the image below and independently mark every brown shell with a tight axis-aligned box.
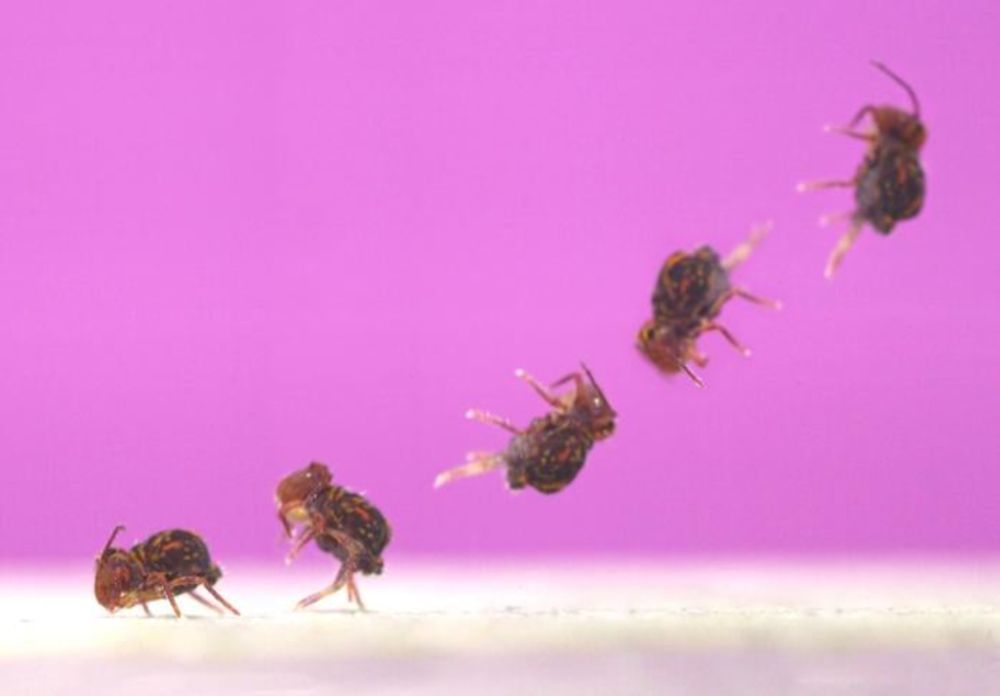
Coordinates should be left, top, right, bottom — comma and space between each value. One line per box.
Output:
132, 529, 221, 592
504, 414, 595, 495
652, 246, 731, 331
854, 141, 925, 234
309, 486, 391, 575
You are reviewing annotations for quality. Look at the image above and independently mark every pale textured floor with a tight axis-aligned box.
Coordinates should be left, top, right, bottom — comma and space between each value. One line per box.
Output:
4, 559, 1000, 694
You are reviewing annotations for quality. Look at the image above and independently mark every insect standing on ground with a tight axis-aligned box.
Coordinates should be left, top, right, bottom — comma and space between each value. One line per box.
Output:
798, 61, 927, 278
636, 224, 780, 386
277, 462, 391, 611
93, 526, 240, 617
434, 363, 617, 494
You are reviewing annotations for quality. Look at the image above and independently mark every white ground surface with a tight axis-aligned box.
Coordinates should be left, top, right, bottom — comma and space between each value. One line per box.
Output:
3, 559, 1000, 694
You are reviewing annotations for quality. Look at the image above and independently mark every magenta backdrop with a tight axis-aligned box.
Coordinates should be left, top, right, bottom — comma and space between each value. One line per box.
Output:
1, 2, 998, 561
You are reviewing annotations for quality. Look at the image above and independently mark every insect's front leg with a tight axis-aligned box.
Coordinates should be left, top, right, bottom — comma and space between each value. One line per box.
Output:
515, 368, 564, 408
701, 321, 751, 357
848, 104, 878, 128
285, 525, 317, 565
797, 178, 856, 193
824, 123, 876, 142
277, 503, 300, 538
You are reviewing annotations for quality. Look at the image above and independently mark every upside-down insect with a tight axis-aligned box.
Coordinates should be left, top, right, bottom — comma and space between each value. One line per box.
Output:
277, 462, 391, 611
93, 526, 240, 617
636, 224, 780, 386
799, 61, 927, 278
434, 363, 616, 494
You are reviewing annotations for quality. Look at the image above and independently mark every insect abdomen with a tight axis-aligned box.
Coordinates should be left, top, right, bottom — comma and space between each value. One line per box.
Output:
855, 144, 925, 234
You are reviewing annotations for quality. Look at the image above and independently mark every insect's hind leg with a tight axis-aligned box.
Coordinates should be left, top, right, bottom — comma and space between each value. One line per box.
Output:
797, 179, 855, 193
346, 573, 366, 611
295, 562, 352, 611
202, 584, 240, 616
722, 221, 771, 271
465, 408, 520, 434
187, 589, 225, 615
825, 218, 865, 279
434, 451, 505, 489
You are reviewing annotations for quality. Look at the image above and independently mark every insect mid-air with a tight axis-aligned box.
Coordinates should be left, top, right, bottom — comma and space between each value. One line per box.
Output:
93, 526, 240, 618
277, 462, 391, 611
636, 224, 780, 386
434, 363, 617, 494
798, 61, 927, 278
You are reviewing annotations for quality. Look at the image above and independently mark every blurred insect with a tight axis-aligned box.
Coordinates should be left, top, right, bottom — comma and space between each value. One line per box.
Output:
93, 526, 240, 618
636, 224, 780, 386
798, 61, 927, 278
434, 363, 617, 494
277, 462, 391, 611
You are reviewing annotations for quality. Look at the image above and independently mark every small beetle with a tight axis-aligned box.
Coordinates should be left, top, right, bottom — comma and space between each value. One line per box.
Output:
434, 363, 617, 494
636, 224, 780, 386
799, 61, 927, 278
277, 462, 391, 611
93, 526, 240, 617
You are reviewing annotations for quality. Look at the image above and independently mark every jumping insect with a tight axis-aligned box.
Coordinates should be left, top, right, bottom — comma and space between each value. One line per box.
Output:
93, 526, 240, 618
636, 224, 780, 386
277, 462, 391, 611
799, 61, 927, 278
434, 363, 617, 494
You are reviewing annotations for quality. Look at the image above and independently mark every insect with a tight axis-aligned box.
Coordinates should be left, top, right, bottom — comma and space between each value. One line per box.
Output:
277, 462, 391, 611
93, 526, 240, 617
434, 363, 616, 494
636, 224, 780, 386
798, 61, 927, 278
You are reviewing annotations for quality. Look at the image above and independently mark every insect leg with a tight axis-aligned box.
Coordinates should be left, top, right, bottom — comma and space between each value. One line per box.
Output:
796, 179, 855, 193
702, 322, 751, 357
285, 526, 317, 565
295, 562, 352, 611
187, 589, 225, 615
514, 368, 563, 408
346, 572, 366, 611
824, 124, 876, 141
722, 221, 771, 270
202, 584, 241, 616
690, 349, 709, 368
434, 452, 505, 488
465, 408, 521, 434
819, 211, 854, 227
824, 219, 864, 279
673, 355, 705, 388
729, 287, 782, 310
161, 584, 182, 618
140, 600, 153, 618
848, 105, 878, 128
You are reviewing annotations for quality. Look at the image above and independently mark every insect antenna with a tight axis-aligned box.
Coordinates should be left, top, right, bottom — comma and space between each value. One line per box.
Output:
101, 524, 127, 555
580, 362, 614, 410
871, 61, 920, 118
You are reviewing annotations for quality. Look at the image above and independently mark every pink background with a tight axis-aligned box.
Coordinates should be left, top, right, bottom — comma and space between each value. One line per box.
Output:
1, 2, 998, 561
